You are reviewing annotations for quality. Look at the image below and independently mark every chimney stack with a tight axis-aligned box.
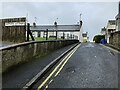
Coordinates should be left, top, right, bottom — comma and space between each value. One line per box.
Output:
33, 22, 36, 27
80, 20, 82, 27
54, 21, 57, 27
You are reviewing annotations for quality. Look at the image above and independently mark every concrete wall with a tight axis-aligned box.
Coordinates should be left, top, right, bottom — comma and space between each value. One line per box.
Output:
1, 17, 26, 43
109, 31, 120, 49
1, 40, 79, 73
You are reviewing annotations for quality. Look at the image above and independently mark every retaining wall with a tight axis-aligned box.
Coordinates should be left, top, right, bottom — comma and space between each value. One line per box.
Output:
0, 40, 78, 73
109, 31, 120, 49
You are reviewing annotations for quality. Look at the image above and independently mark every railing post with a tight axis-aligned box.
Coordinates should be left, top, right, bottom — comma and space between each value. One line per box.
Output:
56, 30, 57, 40
46, 29, 48, 40
63, 32, 65, 40
27, 23, 30, 41
27, 23, 35, 41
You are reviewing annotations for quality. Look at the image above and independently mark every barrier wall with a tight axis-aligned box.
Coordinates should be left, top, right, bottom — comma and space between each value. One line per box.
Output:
1, 40, 79, 72
109, 31, 120, 49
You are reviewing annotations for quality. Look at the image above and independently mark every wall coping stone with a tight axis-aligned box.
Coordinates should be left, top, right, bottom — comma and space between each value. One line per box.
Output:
0, 40, 78, 51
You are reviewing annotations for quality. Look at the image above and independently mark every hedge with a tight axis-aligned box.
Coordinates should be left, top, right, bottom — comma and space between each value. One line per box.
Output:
93, 35, 105, 43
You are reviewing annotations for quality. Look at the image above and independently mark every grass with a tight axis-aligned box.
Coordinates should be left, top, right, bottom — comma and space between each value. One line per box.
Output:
29, 37, 63, 41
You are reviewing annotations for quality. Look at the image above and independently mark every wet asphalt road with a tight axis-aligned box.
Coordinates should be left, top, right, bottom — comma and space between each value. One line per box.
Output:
2, 43, 76, 88
33, 42, 119, 89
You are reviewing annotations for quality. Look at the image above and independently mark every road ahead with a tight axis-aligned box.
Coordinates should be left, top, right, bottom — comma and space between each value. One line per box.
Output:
33, 42, 119, 89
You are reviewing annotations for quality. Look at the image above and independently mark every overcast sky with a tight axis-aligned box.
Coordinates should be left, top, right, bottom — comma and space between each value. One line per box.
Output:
1, 2, 118, 41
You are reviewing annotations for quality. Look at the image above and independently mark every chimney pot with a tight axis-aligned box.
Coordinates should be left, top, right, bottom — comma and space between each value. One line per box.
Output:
33, 22, 36, 27
80, 20, 82, 27
54, 21, 57, 27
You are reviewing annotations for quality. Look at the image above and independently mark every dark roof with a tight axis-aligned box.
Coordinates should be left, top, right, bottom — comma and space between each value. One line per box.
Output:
30, 25, 80, 32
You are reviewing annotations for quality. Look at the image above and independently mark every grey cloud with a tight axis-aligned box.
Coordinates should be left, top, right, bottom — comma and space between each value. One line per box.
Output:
2, 2, 118, 41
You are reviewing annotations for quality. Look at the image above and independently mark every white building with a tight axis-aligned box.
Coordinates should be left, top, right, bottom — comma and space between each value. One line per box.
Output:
106, 20, 116, 43
115, 14, 120, 31
101, 27, 106, 35
30, 22, 83, 42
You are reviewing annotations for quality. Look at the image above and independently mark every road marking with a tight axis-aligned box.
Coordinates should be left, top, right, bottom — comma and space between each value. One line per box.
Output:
49, 79, 53, 84
45, 85, 48, 89
100, 44, 120, 54
54, 48, 76, 77
37, 44, 80, 90
54, 45, 80, 77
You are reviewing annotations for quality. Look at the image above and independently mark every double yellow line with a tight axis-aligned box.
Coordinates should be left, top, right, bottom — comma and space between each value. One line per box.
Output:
101, 44, 120, 54
37, 44, 80, 90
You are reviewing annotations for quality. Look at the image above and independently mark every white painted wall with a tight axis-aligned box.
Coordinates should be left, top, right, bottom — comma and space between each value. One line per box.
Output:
79, 26, 83, 42
106, 21, 116, 43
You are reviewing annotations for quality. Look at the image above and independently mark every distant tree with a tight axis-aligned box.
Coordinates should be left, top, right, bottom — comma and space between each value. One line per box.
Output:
93, 35, 105, 43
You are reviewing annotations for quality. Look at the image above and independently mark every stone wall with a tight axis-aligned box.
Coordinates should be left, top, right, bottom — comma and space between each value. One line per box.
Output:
0, 17, 26, 43
109, 31, 120, 49
0, 40, 79, 73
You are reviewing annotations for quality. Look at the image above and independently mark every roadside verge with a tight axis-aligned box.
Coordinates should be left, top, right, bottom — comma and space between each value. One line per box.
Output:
100, 44, 120, 54
22, 42, 80, 90
105, 44, 120, 52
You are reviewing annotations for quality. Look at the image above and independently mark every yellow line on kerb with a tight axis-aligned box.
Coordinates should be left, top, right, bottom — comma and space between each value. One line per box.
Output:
37, 44, 80, 90
100, 44, 120, 54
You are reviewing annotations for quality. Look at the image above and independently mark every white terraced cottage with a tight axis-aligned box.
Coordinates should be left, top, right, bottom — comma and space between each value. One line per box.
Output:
30, 21, 83, 42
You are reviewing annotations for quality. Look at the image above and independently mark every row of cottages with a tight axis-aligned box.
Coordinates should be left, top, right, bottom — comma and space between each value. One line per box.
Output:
101, 2, 120, 44
30, 21, 83, 42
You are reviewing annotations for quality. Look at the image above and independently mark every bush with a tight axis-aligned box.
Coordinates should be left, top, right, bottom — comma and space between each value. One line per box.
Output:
93, 35, 105, 43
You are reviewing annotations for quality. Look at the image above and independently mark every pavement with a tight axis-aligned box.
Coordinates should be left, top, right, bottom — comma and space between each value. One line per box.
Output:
32, 42, 119, 89
2, 43, 77, 88
0, 41, 14, 48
